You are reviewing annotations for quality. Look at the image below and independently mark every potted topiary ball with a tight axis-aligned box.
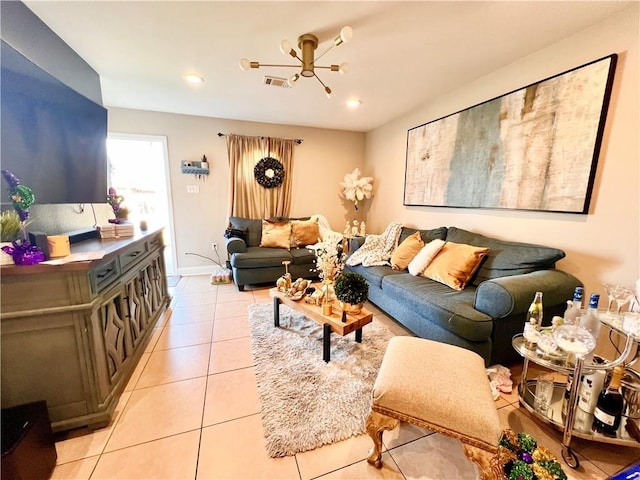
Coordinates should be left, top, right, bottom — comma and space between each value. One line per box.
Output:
334, 271, 369, 314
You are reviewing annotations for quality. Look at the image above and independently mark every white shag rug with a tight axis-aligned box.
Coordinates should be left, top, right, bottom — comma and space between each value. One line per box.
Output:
248, 302, 394, 457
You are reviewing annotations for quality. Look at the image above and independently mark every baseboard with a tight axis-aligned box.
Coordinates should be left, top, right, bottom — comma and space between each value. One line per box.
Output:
176, 266, 222, 276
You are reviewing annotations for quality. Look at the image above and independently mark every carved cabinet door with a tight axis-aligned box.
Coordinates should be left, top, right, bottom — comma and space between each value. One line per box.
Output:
97, 289, 131, 384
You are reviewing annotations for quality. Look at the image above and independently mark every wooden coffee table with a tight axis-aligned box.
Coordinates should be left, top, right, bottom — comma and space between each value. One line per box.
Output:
269, 287, 373, 362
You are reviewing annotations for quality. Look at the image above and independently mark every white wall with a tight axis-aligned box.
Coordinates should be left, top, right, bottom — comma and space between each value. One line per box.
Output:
107, 108, 365, 274
364, 5, 639, 297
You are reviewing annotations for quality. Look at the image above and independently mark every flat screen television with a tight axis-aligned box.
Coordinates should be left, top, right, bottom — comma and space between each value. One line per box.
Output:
1, 40, 108, 205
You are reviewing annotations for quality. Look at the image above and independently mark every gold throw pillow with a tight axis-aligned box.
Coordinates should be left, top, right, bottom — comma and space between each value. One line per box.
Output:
260, 220, 292, 249
291, 218, 321, 248
390, 231, 424, 271
424, 242, 490, 290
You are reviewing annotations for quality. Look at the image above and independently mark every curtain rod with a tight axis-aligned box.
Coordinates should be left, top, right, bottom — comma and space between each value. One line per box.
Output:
217, 132, 303, 145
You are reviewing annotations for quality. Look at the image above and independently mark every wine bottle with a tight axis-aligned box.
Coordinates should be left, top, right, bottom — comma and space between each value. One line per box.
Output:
523, 292, 543, 349
592, 366, 625, 436
563, 287, 584, 325
579, 293, 602, 340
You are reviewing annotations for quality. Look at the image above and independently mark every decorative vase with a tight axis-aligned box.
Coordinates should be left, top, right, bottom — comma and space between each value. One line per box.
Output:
339, 301, 363, 315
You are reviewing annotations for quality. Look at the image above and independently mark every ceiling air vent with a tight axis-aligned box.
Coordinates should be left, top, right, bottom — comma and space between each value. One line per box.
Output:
262, 76, 290, 88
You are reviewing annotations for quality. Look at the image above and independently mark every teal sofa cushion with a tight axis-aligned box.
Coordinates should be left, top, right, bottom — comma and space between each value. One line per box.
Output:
445, 227, 565, 285
398, 226, 448, 245
381, 273, 493, 342
230, 246, 291, 269
347, 264, 404, 289
290, 247, 316, 265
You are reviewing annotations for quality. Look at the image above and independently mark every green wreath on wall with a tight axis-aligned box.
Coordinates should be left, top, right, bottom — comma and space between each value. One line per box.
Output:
254, 157, 285, 188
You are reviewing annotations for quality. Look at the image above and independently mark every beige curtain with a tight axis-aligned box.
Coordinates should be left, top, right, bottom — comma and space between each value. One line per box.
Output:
226, 134, 295, 218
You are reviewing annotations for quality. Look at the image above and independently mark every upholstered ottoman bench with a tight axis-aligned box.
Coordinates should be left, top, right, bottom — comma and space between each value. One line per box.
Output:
366, 336, 504, 479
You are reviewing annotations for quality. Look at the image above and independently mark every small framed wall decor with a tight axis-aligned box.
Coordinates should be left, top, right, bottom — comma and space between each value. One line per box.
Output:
404, 54, 617, 214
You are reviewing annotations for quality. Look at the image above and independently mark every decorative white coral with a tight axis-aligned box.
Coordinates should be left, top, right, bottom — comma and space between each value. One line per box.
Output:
339, 168, 373, 209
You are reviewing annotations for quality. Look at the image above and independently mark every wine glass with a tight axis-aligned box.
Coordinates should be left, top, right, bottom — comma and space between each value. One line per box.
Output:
603, 283, 616, 312
614, 285, 633, 314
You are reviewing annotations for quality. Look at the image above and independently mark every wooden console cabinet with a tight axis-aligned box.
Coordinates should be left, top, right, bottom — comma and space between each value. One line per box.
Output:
0, 229, 170, 432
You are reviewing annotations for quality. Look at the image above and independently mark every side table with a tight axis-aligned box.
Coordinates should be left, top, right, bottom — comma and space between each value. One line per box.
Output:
512, 324, 638, 468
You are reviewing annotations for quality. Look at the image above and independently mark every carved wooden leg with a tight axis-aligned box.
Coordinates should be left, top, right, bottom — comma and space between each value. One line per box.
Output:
366, 410, 399, 468
462, 443, 501, 480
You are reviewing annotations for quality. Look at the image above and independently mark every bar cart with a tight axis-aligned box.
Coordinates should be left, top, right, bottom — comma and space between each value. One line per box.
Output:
512, 312, 640, 468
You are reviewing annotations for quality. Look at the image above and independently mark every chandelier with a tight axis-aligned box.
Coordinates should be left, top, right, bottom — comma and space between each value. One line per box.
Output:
239, 26, 353, 98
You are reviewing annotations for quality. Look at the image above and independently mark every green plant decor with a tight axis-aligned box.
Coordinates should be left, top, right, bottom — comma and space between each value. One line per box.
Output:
0, 210, 22, 242
498, 429, 567, 480
334, 271, 369, 305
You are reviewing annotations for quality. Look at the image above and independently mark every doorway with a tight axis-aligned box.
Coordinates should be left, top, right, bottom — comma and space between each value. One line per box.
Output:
106, 133, 177, 275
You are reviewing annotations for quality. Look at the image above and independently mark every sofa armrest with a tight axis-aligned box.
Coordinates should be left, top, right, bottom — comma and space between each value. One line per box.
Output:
474, 269, 582, 319
226, 237, 247, 254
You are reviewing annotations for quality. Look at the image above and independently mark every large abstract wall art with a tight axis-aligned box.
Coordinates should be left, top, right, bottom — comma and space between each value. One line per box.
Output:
404, 54, 617, 213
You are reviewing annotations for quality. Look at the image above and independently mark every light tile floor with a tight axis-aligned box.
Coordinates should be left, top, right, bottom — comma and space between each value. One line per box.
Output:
51, 275, 640, 479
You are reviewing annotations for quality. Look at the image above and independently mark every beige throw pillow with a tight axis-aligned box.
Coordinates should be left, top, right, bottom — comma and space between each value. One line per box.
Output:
291, 218, 320, 248
424, 242, 490, 290
260, 220, 292, 249
408, 239, 446, 276
390, 231, 424, 270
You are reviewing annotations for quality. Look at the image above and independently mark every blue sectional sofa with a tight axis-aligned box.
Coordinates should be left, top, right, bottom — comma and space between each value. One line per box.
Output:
345, 226, 582, 366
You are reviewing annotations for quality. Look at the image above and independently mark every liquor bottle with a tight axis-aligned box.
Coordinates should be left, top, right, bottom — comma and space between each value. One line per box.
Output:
578, 357, 606, 414
592, 366, 625, 436
563, 287, 584, 325
523, 292, 543, 349
579, 293, 602, 340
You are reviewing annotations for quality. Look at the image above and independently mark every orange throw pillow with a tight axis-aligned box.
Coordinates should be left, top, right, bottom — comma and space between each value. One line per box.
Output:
424, 242, 490, 290
391, 231, 424, 271
260, 220, 292, 249
291, 218, 320, 248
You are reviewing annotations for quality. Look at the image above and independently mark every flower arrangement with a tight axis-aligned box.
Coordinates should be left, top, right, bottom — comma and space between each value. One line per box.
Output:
339, 168, 373, 210
334, 271, 369, 305
498, 429, 567, 480
311, 241, 344, 282
107, 187, 129, 223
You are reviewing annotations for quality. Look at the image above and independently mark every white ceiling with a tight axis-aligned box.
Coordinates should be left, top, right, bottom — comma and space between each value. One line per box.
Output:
24, 1, 632, 132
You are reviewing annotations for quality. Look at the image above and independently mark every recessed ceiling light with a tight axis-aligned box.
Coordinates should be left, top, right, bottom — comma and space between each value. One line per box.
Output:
346, 98, 362, 108
183, 73, 204, 84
